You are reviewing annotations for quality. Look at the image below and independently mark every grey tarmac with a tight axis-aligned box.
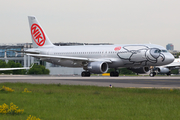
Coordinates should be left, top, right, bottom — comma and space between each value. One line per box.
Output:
0, 75, 180, 89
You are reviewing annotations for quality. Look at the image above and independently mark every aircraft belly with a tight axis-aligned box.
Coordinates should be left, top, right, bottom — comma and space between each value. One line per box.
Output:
108, 59, 124, 68
42, 58, 82, 67
59, 59, 82, 67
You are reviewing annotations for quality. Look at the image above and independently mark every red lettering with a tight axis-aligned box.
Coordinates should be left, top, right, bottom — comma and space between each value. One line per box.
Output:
35, 34, 43, 43
31, 23, 46, 46
31, 25, 39, 34
39, 40, 44, 45
34, 31, 40, 38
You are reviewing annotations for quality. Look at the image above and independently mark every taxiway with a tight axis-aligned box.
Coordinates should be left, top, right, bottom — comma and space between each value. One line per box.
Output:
0, 75, 180, 89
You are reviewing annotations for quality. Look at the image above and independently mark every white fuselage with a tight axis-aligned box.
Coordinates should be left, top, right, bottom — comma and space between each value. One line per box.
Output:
26, 44, 174, 68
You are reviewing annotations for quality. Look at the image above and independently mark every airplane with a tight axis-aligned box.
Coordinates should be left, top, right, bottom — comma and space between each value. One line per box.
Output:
148, 58, 180, 77
24, 16, 174, 77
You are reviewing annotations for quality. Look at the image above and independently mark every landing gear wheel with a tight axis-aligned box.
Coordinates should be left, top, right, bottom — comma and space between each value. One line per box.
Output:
81, 71, 91, 77
149, 73, 154, 77
149, 72, 156, 77
110, 71, 119, 77
81, 72, 86, 77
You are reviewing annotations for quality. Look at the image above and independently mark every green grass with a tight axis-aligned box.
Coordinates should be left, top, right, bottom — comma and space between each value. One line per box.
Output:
0, 83, 180, 120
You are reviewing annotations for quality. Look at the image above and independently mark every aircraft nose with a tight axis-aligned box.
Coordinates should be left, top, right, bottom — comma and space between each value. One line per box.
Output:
164, 53, 174, 64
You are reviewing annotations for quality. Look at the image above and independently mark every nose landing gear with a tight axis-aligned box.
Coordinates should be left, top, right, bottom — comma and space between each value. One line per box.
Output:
149, 66, 156, 77
149, 72, 156, 77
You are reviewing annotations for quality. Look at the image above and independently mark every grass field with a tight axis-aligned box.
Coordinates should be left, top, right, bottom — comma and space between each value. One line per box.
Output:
0, 83, 180, 120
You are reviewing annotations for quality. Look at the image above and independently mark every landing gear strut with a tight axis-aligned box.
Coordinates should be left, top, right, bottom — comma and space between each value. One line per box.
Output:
81, 71, 91, 77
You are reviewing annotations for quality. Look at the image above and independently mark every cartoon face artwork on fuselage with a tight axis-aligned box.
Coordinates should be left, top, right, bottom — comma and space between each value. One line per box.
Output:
117, 45, 165, 66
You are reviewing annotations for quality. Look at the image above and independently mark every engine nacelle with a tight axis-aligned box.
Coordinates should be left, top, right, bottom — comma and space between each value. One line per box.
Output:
157, 67, 170, 74
84, 61, 108, 74
128, 67, 150, 74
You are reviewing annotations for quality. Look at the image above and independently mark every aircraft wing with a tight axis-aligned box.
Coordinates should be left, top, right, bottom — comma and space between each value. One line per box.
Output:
0, 64, 33, 71
163, 58, 180, 69
26, 54, 112, 63
154, 58, 180, 72
0, 67, 30, 71
162, 63, 180, 70
164, 63, 180, 68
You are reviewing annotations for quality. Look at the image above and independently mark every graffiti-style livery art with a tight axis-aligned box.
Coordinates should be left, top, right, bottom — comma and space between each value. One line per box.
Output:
117, 45, 165, 66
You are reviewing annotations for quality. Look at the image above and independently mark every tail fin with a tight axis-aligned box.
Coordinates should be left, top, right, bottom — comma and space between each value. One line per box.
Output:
28, 16, 54, 48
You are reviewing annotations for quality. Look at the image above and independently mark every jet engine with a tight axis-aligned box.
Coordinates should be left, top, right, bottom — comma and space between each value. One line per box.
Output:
157, 67, 170, 74
84, 61, 108, 74
128, 67, 150, 74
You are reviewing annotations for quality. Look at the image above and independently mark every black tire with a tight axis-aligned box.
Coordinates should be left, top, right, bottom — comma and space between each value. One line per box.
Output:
81, 71, 86, 77
149, 72, 155, 77
86, 72, 91, 77
110, 72, 114, 77
81, 71, 91, 77
110, 72, 119, 77
115, 72, 119, 77
153, 72, 156, 76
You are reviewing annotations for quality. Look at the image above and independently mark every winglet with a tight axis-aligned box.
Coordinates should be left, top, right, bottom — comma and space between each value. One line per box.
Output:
29, 63, 34, 68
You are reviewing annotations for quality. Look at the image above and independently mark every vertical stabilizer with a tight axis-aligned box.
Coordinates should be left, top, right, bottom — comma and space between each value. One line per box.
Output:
28, 16, 54, 48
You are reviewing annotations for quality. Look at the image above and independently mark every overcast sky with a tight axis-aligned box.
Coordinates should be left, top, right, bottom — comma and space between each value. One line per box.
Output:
0, 0, 180, 50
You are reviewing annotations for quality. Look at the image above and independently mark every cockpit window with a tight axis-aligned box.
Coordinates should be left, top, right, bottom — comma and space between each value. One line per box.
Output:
154, 49, 167, 53
154, 50, 161, 53
161, 50, 167, 53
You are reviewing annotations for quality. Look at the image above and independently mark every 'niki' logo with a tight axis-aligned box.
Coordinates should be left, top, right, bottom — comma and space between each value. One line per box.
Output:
114, 46, 121, 51
31, 24, 46, 46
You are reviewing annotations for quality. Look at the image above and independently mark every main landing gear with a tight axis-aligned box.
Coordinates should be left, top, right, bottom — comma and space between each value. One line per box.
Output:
110, 71, 119, 77
110, 68, 119, 77
81, 71, 91, 77
81, 69, 119, 77
166, 72, 171, 76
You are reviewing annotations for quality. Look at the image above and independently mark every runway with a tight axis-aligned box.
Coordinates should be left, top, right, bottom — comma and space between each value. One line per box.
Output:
0, 75, 180, 89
